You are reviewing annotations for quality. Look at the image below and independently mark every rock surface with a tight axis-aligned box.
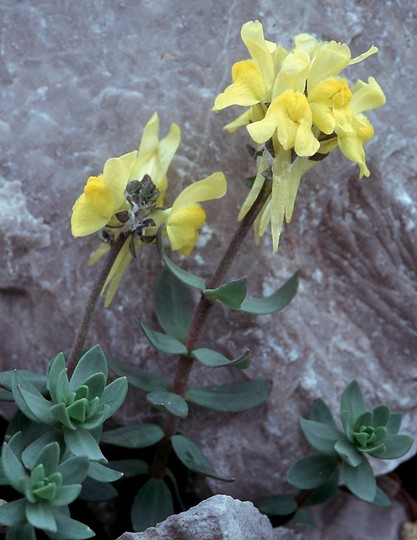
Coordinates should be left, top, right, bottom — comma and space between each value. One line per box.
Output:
116, 494, 298, 540
1, 0, 417, 521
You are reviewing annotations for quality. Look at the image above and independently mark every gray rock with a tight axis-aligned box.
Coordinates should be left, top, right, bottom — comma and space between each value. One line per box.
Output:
1, 0, 416, 517
116, 494, 298, 540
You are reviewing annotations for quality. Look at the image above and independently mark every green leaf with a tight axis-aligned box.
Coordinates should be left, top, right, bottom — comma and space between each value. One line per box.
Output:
299, 418, 344, 455
0, 370, 47, 394
171, 434, 233, 482
164, 467, 186, 510
342, 458, 376, 502
70, 345, 108, 390
106, 354, 170, 393
258, 495, 297, 516
340, 380, 366, 433
369, 434, 413, 459
26, 501, 57, 533
58, 456, 89, 485
12, 372, 56, 426
287, 455, 339, 489
236, 273, 298, 314
155, 266, 193, 342
79, 476, 118, 502
139, 319, 188, 355
87, 461, 123, 483
303, 468, 339, 506
0, 498, 26, 526
131, 478, 174, 532
147, 391, 189, 418
386, 412, 402, 435
101, 424, 164, 449
100, 377, 128, 420
48, 355, 69, 403
372, 404, 390, 427
334, 439, 363, 467
64, 429, 106, 462
52, 485, 82, 506
372, 486, 391, 507
108, 459, 149, 478
185, 379, 272, 412
191, 348, 251, 369
33, 442, 60, 476
293, 508, 316, 527
309, 398, 338, 428
52, 507, 95, 539
204, 277, 247, 308
157, 227, 206, 290
2, 433, 28, 492
3, 523, 36, 540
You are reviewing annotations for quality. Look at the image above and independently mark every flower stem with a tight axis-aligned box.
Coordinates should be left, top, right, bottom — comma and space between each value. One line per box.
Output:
67, 233, 127, 376
150, 183, 271, 478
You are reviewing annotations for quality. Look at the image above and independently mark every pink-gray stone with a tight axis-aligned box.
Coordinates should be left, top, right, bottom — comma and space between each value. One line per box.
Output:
116, 494, 299, 540
1, 0, 417, 532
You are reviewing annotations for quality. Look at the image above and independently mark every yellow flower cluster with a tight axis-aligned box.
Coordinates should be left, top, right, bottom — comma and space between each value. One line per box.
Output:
213, 21, 385, 251
71, 113, 227, 306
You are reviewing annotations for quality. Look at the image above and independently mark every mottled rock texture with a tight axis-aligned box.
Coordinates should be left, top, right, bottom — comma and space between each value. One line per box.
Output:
1, 0, 417, 518
116, 494, 298, 540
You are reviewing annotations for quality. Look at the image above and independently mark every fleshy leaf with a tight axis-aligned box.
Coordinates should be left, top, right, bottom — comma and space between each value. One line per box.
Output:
0, 498, 27, 527
334, 439, 363, 467
309, 398, 338, 428
185, 379, 272, 412
191, 348, 251, 369
342, 458, 376, 502
70, 345, 108, 390
155, 266, 193, 342
0, 370, 46, 394
131, 478, 174, 532
299, 418, 345, 455
171, 434, 234, 482
372, 486, 391, 507
287, 454, 339, 489
147, 391, 189, 418
204, 277, 247, 308
87, 461, 123, 483
236, 273, 298, 314
106, 354, 170, 393
157, 227, 206, 290
79, 476, 118, 502
303, 468, 339, 506
64, 429, 106, 462
58, 455, 89, 485
258, 495, 297, 516
138, 320, 188, 355
52, 508, 95, 539
26, 501, 57, 533
340, 380, 366, 432
101, 424, 164, 448
12, 372, 56, 426
368, 434, 413, 460
100, 377, 128, 420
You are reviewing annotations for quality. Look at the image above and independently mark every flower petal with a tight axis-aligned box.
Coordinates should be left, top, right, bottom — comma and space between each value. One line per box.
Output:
171, 172, 227, 211
167, 205, 206, 255
213, 60, 265, 110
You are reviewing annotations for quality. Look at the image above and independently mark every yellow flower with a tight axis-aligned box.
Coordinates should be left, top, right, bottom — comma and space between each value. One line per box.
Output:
125, 112, 180, 204
71, 158, 131, 237
248, 91, 320, 157
214, 21, 385, 251
162, 172, 227, 255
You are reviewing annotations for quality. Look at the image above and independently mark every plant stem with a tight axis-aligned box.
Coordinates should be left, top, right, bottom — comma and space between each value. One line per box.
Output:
150, 183, 270, 478
67, 233, 127, 376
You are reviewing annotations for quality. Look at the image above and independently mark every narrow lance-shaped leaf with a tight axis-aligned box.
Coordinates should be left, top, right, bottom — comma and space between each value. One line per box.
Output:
138, 319, 188, 355
191, 348, 251, 369
299, 418, 345, 455
155, 266, 193, 342
171, 434, 234, 482
204, 277, 247, 309
185, 379, 272, 412
106, 353, 170, 393
147, 391, 188, 419
342, 457, 376, 502
101, 424, 165, 449
287, 455, 339, 489
236, 273, 298, 315
131, 478, 174, 532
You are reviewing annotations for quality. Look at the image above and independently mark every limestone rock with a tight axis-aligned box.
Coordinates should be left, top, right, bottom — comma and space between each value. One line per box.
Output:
116, 494, 299, 540
1, 0, 416, 509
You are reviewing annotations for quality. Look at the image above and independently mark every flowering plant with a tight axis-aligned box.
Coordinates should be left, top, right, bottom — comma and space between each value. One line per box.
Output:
0, 19, 411, 540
